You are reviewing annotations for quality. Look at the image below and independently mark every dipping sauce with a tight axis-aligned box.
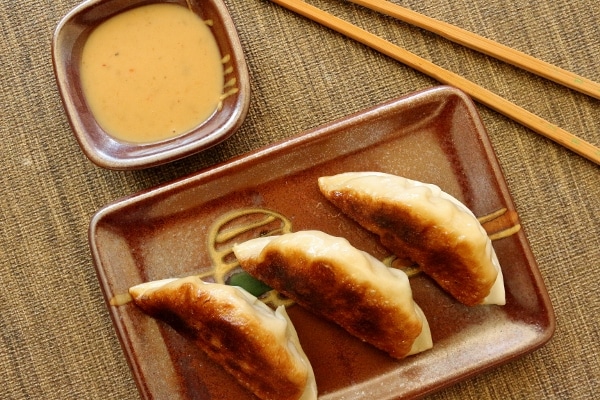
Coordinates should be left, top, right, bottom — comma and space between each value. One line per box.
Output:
80, 3, 224, 143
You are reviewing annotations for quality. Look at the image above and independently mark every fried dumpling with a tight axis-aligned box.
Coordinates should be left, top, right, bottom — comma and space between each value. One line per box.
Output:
233, 230, 432, 359
318, 172, 505, 306
129, 276, 317, 400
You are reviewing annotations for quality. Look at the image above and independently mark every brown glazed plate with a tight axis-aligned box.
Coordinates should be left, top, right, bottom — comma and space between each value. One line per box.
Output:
89, 86, 555, 399
52, 0, 250, 170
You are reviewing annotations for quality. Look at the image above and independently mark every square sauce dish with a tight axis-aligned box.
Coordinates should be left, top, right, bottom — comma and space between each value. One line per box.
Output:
52, 0, 250, 170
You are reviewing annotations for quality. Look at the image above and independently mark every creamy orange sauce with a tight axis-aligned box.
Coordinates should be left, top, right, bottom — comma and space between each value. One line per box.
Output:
80, 3, 224, 143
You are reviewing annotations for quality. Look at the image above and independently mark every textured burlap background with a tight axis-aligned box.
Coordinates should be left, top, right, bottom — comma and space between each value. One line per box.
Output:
1, 0, 598, 398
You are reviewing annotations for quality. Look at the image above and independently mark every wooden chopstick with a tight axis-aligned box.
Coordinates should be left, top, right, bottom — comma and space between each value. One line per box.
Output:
349, 0, 600, 100
268, 0, 600, 165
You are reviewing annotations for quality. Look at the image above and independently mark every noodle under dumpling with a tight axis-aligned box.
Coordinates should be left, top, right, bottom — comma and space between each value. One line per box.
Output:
233, 230, 432, 359
129, 276, 317, 400
318, 172, 505, 306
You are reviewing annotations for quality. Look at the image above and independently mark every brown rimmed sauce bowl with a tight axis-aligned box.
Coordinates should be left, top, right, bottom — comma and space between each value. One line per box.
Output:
52, 0, 250, 170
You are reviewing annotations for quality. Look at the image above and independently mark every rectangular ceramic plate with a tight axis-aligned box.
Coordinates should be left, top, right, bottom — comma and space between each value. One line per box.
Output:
90, 86, 555, 399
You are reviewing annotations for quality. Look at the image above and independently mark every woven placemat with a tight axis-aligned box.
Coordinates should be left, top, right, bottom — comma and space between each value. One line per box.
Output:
1, 0, 598, 398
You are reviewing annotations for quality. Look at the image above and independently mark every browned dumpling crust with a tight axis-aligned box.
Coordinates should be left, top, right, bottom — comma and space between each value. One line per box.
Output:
129, 277, 317, 400
318, 172, 505, 306
233, 231, 432, 359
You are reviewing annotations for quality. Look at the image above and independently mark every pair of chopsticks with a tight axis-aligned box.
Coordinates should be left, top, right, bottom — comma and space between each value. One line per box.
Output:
268, 0, 600, 165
